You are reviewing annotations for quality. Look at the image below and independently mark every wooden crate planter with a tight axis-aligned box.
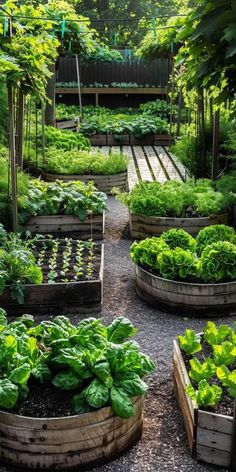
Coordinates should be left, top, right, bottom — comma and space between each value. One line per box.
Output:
153, 134, 173, 146
173, 339, 233, 468
42, 171, 127, 195
89, 134, 107, 146
0, 245, 104, 316
130, 135, 154, 146
0, 396, 143, 470
133, 263, 236, 316
87, 133, 172, 146
129, 212, 229, 239
107, 134, 130, 146
21, 213, 105, 240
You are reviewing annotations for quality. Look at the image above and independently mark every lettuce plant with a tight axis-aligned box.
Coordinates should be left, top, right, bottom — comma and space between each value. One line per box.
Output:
186, 380, 222, 408
213, 341, 236, 366
161, 228, 196, 251
199, 241, 236, 282
178, 329, 202, 355
157, 248, 198, 280
130, 238, 168, 271
216, 366, 236, 398
189, 358, 216, 383
196, 225, 235, 255
203, 321, 232, 346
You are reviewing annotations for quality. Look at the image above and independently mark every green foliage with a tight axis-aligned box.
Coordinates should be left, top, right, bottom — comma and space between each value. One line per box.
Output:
33, 149, 128, 176
213, 342, 236, 367
189, 358, 216, 383
139, 99, 172, 119
0, 313, 155, 417
215, 172, 236, 206
83, 46, 123, 63
117, 180, 226, 218
130, 238, 168, 272
199, 241, 236, 282
157, 247, 198, 280
203, 321, 232, 347
80, 114, 168, 136
42, 126, 90, 151
178, 329, 202, 356
196, 225, 236, 255
186, 380, 222, 408
216, 366, 236, 398
161, 228, 195, 251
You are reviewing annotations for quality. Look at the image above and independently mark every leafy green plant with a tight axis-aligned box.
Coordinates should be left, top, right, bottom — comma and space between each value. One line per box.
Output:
186, 380, 222, 408
203, 321, 232, 346
216, 366, 236, 398
157, 247, 198, 280
161, 228, 195, 251
178, 329, 202, 356
36, 126, 90, 151
213, 342, 236, 366
196, 225, 235, 255
130, 238, 168, 271
189, 358, 216, 383
199, 241, 236, 282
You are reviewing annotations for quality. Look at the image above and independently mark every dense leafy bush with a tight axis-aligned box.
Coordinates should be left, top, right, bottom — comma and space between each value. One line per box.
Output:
0, 313, 155, 418
178, 322, 236, 408
34, 149, 128, 176
118, 180, 226, 218
196, 225, 236, 255
130, 225, 236, 283
139, 99, 171, 119
80, 114, 168, 136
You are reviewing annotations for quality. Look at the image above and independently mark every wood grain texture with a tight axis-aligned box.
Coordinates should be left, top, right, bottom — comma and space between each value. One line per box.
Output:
0, 397, 143, 470
129, 212, 229, 239
42, 171, 127, 194
21, 213, 105, 239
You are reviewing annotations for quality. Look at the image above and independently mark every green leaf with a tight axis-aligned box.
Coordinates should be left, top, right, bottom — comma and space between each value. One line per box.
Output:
31, 364, 51, 383
110, 386, 134, 419
0, 379, 18, 409
186, 380, 222, 408
189, 358, 216, 383
0, 308, 7, 327
117, 373, 147, 396
178, 329, 202, 356
52, 371, 82, 391
85, 379, 109, 409
203, 321, 232, 346
213, 342, 236, 366
93, 361, 113, 388
9, 364, 31, 386
71, 392, 93, 414
107, 317, 137, 343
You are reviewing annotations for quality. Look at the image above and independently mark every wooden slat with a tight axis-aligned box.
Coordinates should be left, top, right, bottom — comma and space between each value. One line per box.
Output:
132, 146, 152, 182
100, 146, 110, 155
124, 146, 139, 190
198, 410, 233, 435
197, 427, 232, 453
166, 148, 189, 180
154, 146, 182, 181
196, 444, 230, 468
144, 146, 167, 183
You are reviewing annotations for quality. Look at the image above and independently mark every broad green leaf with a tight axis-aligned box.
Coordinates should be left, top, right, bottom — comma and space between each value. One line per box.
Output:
0, 379, 18, 409
93, 361, 113, 388
213, 342, 236, 366
52, 371, 82, 391
110, 386, 134, 419
31, 365, 51, 383
203, 321, 232, 346
189, 358, 216, 383
71, 392, 93, 414
85, 379, 109, 409
118, 373, 147, 396
178, 329, 202, 355
107, 317, 137, 343
9, 364, 31, 385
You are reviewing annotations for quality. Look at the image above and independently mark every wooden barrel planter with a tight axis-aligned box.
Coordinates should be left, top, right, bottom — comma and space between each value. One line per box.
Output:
0, 246, 104, 316
21, 213, 105, 240
0, 397, 143, 470
173, 340, 233, 468
129, 212, 229, 239
42, 171, 127, 195
133, 263, 236, 316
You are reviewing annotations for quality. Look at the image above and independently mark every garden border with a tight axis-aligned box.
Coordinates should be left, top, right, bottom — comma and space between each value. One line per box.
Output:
42, 171, 127, 195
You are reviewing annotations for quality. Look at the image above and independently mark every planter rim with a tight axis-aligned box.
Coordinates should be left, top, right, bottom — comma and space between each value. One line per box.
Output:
135, 263, 236, 288
130, 212, 228, 220
42, 171, 127, 178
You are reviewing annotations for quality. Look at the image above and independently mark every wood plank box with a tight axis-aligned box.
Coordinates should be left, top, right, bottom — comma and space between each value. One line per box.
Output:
0, 245, 104, 316
173, 339, 233, 468
0, 396, 143, 470
129, 212, 229, 239
21, 213, 105, 240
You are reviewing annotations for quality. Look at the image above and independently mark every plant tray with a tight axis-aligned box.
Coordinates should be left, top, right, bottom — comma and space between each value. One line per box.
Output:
0, 244, 104, 316
0, 396, 143, 470
42, 171, 127, 195
129, 212, 229, 239
173, 339, 233, 468
21, 213, 105, 240
133, 263, 236, 316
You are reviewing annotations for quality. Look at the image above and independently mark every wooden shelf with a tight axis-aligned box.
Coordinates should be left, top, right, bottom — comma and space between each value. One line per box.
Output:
56, 87, 167, 95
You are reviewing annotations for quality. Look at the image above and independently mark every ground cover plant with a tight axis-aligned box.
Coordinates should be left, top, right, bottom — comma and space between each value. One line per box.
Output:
0, 312, 155, 418
0, 225, 101, 304
130, 225, 236, 283
32, 149, 128, 176
79, 114, 168, 137
178, 321, 236, 415
117, 179, 227, 218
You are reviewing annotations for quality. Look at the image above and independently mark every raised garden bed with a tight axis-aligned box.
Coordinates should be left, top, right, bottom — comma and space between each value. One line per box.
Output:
133, 263, 236, 316
42, 171, 127, 195
129, 212, 229, 239
173, 338, 233, 468
0, 397, 143, 470
88, 133, 173, 146
0, 240, 104, 315
21, 212, 105, 240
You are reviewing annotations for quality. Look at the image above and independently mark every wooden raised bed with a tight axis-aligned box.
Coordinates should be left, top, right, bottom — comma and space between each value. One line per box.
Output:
0, 396, 143, 470
88, 133, 172, 146
21, 213, 105, 240
133, 263, 236, 316
90, 134, 107, 146
129, 212, 229, 239
107, 134, 130, 146
56, 119, 77, 130
42, 171, 127, 195
0, 245, 104, 316
173, 339, 233, 467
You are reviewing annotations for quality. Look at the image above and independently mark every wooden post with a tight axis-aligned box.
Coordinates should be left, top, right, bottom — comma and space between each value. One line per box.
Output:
212, 109, 220, 181
8, 85, 18, 232
15, 88, 24, 169
176, 85, 183, 137
42, 106, 46, 164
45, 63, 56, 127
75, 54, 82, 119
230, 398, 236, 472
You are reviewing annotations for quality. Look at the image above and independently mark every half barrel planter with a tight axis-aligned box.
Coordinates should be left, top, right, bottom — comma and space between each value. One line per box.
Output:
42, 171, 128, 195
173, 339, 233, 468
129, 212, 229, 239
133, 264, 236, 316
21, 212, 105, 240
0, 245, 104, 316
0, 397, 143, 470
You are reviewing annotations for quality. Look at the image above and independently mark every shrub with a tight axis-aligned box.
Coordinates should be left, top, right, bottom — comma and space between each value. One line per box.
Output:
196, 225, 235, 255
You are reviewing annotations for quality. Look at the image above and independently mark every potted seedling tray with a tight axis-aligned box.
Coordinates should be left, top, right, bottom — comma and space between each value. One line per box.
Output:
42, 172, 128, 195
133, 264, 236, 316
0, 397, 143, 470
0, 240, 104, 315
173, 339, 234, 468
129, 212, 229, 239
21, 212, 105, 240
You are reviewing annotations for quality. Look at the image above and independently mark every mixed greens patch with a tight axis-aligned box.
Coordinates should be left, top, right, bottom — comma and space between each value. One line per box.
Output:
0, 313, 155, 418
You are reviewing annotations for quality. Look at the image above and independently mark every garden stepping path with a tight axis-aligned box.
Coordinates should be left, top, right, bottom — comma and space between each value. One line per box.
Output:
98, 145, 187, 189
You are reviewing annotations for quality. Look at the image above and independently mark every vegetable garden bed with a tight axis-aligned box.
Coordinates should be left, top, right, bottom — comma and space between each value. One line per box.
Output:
173, 337, 233, 468
42, 171, 128, 194
89, 133, 173, 146
0, 397, 143, 470
21, 212, 105, 240
129, 212, 229, 239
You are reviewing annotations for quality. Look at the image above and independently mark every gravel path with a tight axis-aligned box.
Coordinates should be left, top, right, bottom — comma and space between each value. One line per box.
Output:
1, 197, 235, 472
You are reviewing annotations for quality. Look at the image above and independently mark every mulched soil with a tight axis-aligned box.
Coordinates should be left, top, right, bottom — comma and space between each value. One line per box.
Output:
1, 197, 235, 472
